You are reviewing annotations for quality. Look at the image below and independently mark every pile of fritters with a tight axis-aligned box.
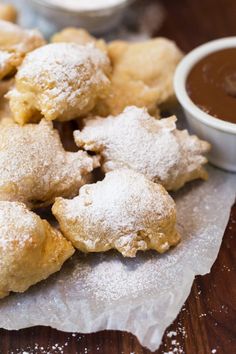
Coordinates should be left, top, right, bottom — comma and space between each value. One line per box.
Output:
0, 15, 210, 299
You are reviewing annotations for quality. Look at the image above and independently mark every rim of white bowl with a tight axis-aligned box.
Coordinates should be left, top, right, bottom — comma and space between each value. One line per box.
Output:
174, 37, 236, 134
32, 0, 135, 15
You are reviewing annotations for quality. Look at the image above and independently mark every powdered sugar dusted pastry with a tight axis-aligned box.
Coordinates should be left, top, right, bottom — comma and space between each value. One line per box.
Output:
94, 38, 183, 116
0, 119, 98, 208
51, 27, 107, 53
0, 20, 45, 54
0, 3, 17, 22
0, 20, 45, 80
7, 43, 111, 124
52, 169, 180, 257
75, 106, 210, 191
0, 201, 74, 299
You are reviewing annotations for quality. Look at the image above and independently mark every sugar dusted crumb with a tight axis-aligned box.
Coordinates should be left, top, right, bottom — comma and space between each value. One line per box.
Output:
199, 313, 207, 318
167, 331, 177, 338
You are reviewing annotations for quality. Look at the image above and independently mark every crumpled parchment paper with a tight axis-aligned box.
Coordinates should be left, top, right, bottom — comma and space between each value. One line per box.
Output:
0, 166, 235, 351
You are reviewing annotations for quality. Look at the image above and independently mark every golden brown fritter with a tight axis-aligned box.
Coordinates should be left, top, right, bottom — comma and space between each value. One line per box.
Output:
7, 43, 111, 124
0, 201, 74, 299
52, 169, 180, 257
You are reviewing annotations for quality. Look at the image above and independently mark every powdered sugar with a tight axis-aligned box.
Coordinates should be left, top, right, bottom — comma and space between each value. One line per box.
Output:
75, 106, 210, 191
0, 201, 37, 253
18, 42, 107, 83
0, 119, 97, 208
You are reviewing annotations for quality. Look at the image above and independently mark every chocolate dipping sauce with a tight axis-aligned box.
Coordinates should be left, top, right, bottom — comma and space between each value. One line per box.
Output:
186, 48, 236, 124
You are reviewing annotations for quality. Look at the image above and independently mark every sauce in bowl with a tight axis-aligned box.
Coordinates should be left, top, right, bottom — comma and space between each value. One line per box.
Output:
186, 48, 236, 124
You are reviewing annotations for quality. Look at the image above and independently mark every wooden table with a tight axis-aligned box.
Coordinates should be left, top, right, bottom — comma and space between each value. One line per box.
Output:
1, 0, 236, 353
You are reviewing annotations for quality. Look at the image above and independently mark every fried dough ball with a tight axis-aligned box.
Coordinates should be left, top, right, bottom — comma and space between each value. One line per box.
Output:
0, 201, 74, 298
0, 119, 99, 208
52, 169, 180, 257
0, 20, 45, 80
94, 38, 183, 116
0, 3, 17, 22
75, 106, 210, 191
7, 43, 111, 124
51, 27, 107, 52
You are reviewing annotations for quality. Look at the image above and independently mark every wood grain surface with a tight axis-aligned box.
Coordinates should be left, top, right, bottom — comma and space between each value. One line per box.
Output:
0, 0, 236, 353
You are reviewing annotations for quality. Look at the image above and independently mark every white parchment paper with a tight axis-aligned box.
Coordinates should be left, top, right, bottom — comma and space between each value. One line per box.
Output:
0, 166, 235, 351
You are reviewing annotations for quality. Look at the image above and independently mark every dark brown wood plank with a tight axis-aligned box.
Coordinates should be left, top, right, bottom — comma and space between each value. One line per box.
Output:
0, 0, 236, 353
157, 0, 236, 52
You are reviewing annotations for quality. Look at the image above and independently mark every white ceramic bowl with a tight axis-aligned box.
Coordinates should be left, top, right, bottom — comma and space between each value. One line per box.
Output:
28, 0, 135, 35
174, 37, 236, 172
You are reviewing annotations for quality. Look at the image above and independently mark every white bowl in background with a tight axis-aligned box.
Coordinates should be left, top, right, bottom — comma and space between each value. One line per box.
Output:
174, 37, 236, 172
28, 0, 135, 35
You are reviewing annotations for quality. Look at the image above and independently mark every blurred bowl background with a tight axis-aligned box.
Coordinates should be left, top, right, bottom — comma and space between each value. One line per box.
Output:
24, 0, 135, 36
7, 0, 165, 40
